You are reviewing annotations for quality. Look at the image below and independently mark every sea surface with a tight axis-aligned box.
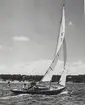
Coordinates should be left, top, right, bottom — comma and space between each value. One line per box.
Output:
0, 82, 85, 105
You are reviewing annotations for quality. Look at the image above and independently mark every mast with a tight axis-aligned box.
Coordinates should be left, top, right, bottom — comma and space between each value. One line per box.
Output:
41, 4, 66, 82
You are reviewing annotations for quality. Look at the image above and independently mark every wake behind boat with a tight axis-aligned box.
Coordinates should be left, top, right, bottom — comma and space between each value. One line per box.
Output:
10, 3, 68, 95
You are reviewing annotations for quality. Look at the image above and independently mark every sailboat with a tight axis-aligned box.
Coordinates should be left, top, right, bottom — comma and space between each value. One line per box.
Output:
10, 4, 67, 95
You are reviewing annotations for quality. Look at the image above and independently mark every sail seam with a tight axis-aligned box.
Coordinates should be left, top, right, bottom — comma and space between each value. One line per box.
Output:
49, 67, 53, 71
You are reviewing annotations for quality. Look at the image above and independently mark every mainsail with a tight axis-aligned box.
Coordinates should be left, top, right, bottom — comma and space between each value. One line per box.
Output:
54, 4, 65, 57
41, 5, 66, 82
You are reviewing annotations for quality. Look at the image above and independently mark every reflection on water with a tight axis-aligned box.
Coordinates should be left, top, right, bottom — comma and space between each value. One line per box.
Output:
0, 82, 85, 105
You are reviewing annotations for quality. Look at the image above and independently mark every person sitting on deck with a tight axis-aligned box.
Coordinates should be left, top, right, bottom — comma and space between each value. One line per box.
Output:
7, 81, 11, 87
22, 83, 27, 90
28, 81, 38, 90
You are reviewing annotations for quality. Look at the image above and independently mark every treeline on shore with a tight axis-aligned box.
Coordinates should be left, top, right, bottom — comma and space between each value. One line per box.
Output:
0, 74, 85, 83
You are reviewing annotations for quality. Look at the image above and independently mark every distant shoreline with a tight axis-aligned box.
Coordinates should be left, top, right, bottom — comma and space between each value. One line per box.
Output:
0, 74, 85, 83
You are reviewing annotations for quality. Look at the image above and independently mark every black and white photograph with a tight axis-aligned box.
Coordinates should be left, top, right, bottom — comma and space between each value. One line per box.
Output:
0, 0, 85, 105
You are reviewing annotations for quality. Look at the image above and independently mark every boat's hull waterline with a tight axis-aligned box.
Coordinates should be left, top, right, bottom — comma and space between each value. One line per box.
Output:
10, 87, 65, 95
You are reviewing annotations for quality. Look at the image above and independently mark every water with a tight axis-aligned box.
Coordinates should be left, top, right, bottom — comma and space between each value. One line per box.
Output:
0, 82, 85, 105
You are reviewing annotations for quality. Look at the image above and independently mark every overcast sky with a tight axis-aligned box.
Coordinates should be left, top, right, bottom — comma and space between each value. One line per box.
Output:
0, 0, 84, 75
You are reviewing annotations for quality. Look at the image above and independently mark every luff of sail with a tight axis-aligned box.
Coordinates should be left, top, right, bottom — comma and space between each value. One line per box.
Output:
63, 38, 67, 67
41, 5, 66, 82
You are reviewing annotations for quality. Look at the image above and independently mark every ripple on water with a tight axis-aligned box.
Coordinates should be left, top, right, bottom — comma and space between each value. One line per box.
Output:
0, 82, 85, 105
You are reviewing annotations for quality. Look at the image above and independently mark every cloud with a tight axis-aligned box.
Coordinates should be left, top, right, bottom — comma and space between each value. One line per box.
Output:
0, 65, 7, 74
0, 45, 11, 50
5, 60, 64, 75
10, 60, 52, 75
13, 36, 30, 42
67, 60, 85, 75
0, 60, 85, 75
84, 0, 85, 14
0, 45, 3, 49
23, 60, 85, 75
68, 21, 73, 26
11, 60, 85, 75
0, 65, 7, 70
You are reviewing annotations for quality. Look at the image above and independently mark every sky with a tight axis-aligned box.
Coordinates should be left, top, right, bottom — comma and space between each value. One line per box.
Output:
84, 0, 85, 14
0, 0, 85, 75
